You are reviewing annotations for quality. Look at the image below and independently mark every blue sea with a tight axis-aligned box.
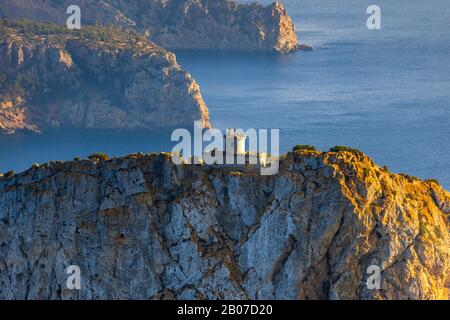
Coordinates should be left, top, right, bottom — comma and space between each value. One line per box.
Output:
1, 0, 449, 189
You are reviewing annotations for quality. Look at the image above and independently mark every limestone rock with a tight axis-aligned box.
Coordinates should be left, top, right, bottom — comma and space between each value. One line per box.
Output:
0, 150, 449, 299
0, 0, 299, 54
0, 20, 210, 134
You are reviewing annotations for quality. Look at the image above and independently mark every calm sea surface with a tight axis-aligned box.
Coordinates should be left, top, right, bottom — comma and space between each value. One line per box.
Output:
1, 0, 449, 189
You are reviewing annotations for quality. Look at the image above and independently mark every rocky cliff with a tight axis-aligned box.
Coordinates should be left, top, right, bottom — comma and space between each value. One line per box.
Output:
0, 19, 210, 134
0, 150, 449, 299
0, 0, 299, 53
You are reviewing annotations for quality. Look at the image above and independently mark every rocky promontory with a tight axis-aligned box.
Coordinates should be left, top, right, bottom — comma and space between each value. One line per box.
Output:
0, 0, 300, 54
0, 19, 210, 134
0, 149, 449, 299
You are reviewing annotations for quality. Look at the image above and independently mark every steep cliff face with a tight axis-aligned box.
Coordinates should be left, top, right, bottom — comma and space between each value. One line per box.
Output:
0, 20, 210, 134
0, 150, 449, 299
0, 0, 299, 53
127, 0, 300, 53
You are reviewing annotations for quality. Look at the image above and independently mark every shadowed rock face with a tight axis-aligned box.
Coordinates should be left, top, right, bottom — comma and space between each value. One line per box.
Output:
0, 0, 299, 53
0, 150, 449, 299
0, 21, 210, 134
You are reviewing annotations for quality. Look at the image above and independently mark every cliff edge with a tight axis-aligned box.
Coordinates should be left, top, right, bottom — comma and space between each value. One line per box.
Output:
0, 0, 299, 54
0, 150, 449, 299
0, 19, 210, 134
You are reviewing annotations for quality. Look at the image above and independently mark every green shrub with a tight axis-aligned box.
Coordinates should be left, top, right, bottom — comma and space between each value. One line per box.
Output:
293, 144, 317, 152
434, 225, 444, 239
329, 145, 362, 154
73, 157, 81, 161
88, 152, 110, 162
400, 173, 420, 183
419, 220, 427, 236
4, 170, 15, 178
425, 178, 440, 185
363, 167, 371, 177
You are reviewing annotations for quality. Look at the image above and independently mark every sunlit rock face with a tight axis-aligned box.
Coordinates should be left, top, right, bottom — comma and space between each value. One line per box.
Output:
134, 0, 300, 53
0, 21, 210, 134
0, 150, 449, 299
0, 0, 299, 54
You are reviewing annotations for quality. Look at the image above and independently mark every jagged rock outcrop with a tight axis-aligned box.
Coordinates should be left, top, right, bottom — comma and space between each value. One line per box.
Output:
0, 150, 449, 299
0, 0, 299, 53
0, 20, 210, 134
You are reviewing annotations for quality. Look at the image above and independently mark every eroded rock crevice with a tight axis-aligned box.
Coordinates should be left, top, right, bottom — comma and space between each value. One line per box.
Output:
0, 151, 449, 299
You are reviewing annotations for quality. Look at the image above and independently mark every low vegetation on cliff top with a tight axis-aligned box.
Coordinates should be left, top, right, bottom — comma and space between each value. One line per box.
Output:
87, 152, 110, 162
292, 144, 317, 152
0, 18, 151, 47
329, 145, 363, 154
0, 148, 444, 189
291, 144, 363, 154
0, 18, 168, 104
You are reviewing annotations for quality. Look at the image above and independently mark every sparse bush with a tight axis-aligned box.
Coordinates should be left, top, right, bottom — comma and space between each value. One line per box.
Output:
406, 193, 418, 201
31, 163, 39, 169
293, 144, 316, 152
434, 225, 444, 239
88, 152, 110, 162
425, 178, 440, 185
73, 157, 81, 161
382, 165, 389, 172
419, 220, 427, 236
4, 170, 15, 178
400, 173, 420, 183
363, 167, 371, 177
329, 145, 362, 154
